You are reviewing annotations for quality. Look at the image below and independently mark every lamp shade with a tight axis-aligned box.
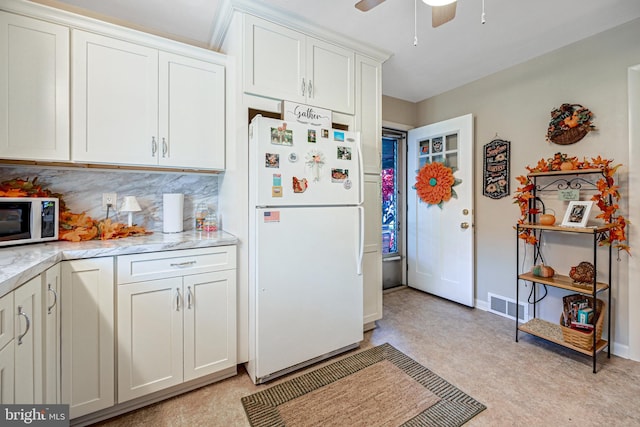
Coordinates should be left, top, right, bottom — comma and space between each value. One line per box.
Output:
422, 0, 456, 5
120, 196, 141, 212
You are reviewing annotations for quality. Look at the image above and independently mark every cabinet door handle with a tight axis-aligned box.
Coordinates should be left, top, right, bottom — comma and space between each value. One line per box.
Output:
17, 306, 31, 346
170, 261, 196, 268
187, 286, 193, 310
175, 288, 181, 312
47, 283, 58, 315
301, 78, 306, 96
162, 137, 168, 158
151, 137, 158, 157
308, 80, 313, 98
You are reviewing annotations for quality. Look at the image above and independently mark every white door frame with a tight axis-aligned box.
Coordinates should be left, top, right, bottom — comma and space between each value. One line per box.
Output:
628, 64, 640, 361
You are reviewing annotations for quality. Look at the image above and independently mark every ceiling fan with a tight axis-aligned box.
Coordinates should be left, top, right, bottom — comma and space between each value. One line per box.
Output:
355, 0, 457, 28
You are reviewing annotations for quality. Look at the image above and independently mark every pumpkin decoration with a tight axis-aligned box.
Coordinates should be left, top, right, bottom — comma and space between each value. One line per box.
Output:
569, 261, 595, 284
532, 264, 555, 278
539, 208, 556, 226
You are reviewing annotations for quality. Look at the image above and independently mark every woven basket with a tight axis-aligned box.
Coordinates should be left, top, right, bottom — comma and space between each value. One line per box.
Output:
550, 125, 589, 145
560, 298, 605, 350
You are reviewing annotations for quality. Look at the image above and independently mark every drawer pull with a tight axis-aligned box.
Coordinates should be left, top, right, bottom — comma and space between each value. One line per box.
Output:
47, 284, 58, 314
170, 261, 197, 268
17, 306, 31, 345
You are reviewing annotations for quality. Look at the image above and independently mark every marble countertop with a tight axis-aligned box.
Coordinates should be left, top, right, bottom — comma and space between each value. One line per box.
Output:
0, 230, 238, 298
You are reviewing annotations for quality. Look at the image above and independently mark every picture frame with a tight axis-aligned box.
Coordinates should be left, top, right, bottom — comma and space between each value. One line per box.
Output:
561, 201, 593, 228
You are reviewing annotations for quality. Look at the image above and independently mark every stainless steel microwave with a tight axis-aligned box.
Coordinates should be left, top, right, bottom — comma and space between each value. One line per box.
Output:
0, 197, 59, 246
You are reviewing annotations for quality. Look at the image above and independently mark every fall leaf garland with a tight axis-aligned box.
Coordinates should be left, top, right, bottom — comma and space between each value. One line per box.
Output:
0, 177, 151, 242
513, 153, 629, 254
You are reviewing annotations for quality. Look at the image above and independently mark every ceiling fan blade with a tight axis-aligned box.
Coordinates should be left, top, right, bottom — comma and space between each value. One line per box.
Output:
355, 0, 386, 12
432, 2, 457, 27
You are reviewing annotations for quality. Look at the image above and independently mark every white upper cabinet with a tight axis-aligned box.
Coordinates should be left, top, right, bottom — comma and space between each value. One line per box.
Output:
159, 52, 225, 170
356, 54, 382, 174
72, 30, 158, 166
72, 30, 225, 170
244, 15, 355, 115
0, 12, 69, 161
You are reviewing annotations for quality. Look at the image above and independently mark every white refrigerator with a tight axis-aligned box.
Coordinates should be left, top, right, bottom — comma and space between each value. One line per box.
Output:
247, 115, 364, 384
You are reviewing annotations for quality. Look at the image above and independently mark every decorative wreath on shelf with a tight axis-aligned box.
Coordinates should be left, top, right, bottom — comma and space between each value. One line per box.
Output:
413, 162, 461, 208
546, 103, 596, 145
0, 177, 151, 242
513, 153, 629, 254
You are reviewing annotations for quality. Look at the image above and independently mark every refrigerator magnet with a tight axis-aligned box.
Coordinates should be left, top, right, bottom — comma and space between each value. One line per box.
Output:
270, 125, 293, 146
288, 152, 298, 163
331, 168, 349, 183
272, 174, 282, 186
308, 129, 317, 143
321, 129, 329, 138
266, 153, 280, 168
264, 211, 280, 222
337, 146, 352, 160
344, 179, 353, 190
292, 177, 308, 193
334, 131, 345, 142
272, 186, 283, 197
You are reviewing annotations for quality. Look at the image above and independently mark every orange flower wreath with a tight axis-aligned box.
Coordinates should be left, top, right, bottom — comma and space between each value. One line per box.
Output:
414, 162, 461, 208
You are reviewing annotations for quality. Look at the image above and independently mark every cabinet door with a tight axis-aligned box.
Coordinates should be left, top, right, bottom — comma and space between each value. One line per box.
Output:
183, 270, 236, 382
243, 15, 305, 103
307, 38, 355, 114
61, 258, 114, 419
14, 275, 43, 404
363, 174, 383, 326
0, 340, 14, 404
0, 291, 14, 404
72, 30, 158, 166
158, 52, 225, 170
356, 54, 382, 174
117, 277, 183, 403
0, 12, 69, 161
43, 264, 61, 404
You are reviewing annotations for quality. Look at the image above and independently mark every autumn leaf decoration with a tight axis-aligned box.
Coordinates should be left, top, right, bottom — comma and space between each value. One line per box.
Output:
414, 162, 462, 208
513, 154, 629, 254
0, 177, 151, 242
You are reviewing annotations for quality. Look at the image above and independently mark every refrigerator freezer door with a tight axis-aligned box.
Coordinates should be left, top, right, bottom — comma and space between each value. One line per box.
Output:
254, 206, 363, 380
251, 116, 361, 207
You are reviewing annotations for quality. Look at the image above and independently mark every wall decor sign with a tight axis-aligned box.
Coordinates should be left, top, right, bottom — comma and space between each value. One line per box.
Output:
482, 138, 510, 199
282, 100, 332, 128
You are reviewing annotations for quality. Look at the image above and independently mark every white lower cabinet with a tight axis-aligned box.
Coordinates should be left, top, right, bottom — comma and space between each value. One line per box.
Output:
61, 257, 115, 419
0, 291, 14, 404
43, 264, 61, 404
116, 247, 236, 403
14, 275, 43, 404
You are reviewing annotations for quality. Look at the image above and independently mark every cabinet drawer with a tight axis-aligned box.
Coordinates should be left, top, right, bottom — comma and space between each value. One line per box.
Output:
116, 247, 236, 284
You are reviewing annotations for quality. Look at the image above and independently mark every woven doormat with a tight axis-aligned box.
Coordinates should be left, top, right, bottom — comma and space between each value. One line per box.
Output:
241, 343, 486, 426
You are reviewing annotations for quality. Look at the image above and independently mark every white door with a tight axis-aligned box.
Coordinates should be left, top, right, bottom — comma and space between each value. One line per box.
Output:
43, 264, 61, 404
407, 114, 474, 306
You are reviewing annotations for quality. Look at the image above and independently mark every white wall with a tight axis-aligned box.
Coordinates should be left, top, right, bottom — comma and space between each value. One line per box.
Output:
413, 19, 640, 355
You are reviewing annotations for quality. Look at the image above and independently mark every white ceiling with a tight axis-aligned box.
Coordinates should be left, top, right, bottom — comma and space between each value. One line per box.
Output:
30, 0, 640, 103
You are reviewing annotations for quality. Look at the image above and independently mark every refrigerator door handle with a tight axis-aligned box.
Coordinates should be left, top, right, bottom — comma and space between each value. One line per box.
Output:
356, 137, 364, 205
357, 206, 364, 275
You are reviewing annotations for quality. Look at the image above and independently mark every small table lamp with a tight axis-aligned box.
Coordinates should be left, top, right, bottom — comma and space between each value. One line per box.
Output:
120, 196, 141, 226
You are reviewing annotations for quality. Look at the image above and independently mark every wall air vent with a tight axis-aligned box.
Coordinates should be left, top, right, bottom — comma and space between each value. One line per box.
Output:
488, 292, 528, 321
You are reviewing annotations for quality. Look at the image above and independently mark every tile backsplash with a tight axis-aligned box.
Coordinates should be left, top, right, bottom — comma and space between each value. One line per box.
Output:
0, 166, 218, 232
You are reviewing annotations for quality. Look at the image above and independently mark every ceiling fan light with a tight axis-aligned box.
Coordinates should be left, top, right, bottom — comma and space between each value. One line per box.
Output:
422, 0, 456, 6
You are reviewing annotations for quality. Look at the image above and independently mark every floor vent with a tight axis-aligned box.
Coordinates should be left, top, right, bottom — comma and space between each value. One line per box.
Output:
488, 293, 528, 321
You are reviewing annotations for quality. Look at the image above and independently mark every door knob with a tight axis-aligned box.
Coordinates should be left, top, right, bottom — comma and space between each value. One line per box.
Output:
460, 222, 470, 229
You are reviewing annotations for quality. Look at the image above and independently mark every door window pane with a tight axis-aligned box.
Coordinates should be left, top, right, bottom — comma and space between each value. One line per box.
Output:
382, 137, 398, 255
